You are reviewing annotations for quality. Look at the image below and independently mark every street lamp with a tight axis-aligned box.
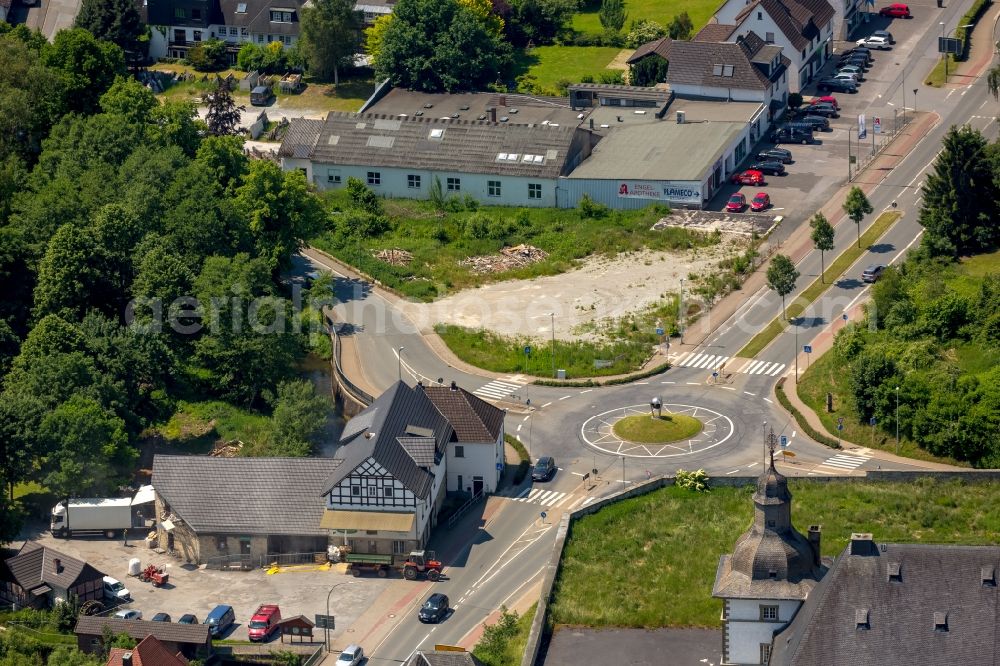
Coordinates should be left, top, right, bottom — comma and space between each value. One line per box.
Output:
913, 88, 918, 113
397, 346, 405, 382
789, 316, 799, 384
678, 279, 685, 345
650, 396, 662, 420
621, 455, 626, 487
762, 420, 768, 464
547, 312, 556, 378
940, 22, 949, 79
895, 386, 900, 454
325, 582, 348, 652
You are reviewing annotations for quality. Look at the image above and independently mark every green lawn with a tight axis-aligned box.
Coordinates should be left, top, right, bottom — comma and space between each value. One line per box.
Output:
514, 46, 622, 90
612, 414, 702, 443
152, 400, 271, 453
550, 479, 1000, 628
473, 604, 538, 666
572, 0, 719, 35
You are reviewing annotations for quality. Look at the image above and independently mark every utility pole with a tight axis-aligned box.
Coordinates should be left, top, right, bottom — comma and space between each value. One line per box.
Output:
397, 346, 405, 382
895, 386, 900, 454
678, 279, 685, 345
791, 317, 798, 383
548, 312, 556, 378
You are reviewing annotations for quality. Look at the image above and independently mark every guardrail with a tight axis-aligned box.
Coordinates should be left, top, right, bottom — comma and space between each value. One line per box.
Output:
446, 490, 486, 530
849, 109, 913, 182
326, 312, 374, 408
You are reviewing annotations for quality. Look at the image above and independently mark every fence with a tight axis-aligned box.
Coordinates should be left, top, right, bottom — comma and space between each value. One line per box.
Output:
204, 553, 255, 571
446, 490, 486, 529
261, 551, 327, 568
326, 312, 374, 408
848, 109, 913, 181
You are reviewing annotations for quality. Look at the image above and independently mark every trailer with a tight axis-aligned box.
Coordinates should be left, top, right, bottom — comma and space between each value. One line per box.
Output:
50, 486, 156, 538
341, 548, 442, 580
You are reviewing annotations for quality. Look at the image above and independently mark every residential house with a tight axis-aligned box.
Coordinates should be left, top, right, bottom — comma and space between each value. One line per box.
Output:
151, 456, 342, 565
76, 617, 211, 661
145, 0, 305, 61
354, 0, 394, 24
624, 37, 672, 86
0, 542, 105, 609
107, 635, 189, 666
711, 0, 835, 91
423, 382, 505, 496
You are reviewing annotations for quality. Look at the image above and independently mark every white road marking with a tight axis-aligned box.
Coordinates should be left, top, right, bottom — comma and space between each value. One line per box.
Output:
744, 391, 756, 396
726, 469, 740, 475
763, 397, 773, 404
541, 402, 552, 408
474, 378, 526, 400
559, 395, 571, 401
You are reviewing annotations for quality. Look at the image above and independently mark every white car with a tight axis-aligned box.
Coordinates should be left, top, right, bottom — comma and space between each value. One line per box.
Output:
857, 36, 892, 50
833, 71, 860, 83
103, 576, 131, 603
114, 609, 142, 620
335, 645, 364, 666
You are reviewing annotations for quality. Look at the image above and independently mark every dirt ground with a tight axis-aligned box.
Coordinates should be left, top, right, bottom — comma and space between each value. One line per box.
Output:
399, 239, 745, 340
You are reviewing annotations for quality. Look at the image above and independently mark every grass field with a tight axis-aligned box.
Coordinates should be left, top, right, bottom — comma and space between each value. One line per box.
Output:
549, 479, 1000, 628
612, 414, 702, 442
572, 0, 718, 35
738, 211, 900, 358
513, 46, 622, 89
153, 399, 270, 453
473, 604, 538, 666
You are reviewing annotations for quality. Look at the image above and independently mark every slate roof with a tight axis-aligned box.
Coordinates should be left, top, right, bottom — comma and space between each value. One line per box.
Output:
693, 22, 738, 41
626, 37, 672, 64
423, 385, 504, 443
218, 0, 305, 35
406, 651, 483, 666
75, 617, 211, 645
2, 543, 105, 596
397, 437, 438, 467
735, 0, 835, 51
107, 635, 188, 666
281, 112, 579, 179
152, 456, 342, 535
667, 31, 788, 91
771, 541, 1000, 665
325, 382, 454, 499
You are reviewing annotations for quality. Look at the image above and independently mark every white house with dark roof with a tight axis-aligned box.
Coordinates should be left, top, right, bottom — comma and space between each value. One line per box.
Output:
1, 543, 106, 609
711, 0, 836, 91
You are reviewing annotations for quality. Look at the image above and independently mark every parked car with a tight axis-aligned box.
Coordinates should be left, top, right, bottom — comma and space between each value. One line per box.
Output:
335, 645, 365, 666
114, 609, 142, 620
204, 605, 236, 638
840, 46, 873, 61
836, 65, 866, 81
879, 3, 911, 17
833, 71, 861, 85
178, 614, 199, 625
731, 169, 766, 185
248, 605, 282, 641
807, 102, 840, 118
103, 576, 131, 603
250, 85, 275, 106
787, 117, 830, 134
862, 264, 887, 283
818, 78, 858, 93
151, 613, 171, 623
532, 456, 556, 481
757, 147, 793, 163
857, 35, 892, 50
418, 593, 450, 623
749, 160, 786, 176
810, 95, 840, 110
770, 127, 817, 144
838, 54, 872, 71
873, 29, 895, 44
726, 193, 747, 212
750, 192, 771, 212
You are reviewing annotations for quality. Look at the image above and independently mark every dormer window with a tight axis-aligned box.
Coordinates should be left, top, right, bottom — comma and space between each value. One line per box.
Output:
856, 608, 870, 630
934, 612, 948, 632
236, 2, 247, 12
887, 562, 902, 582
270, 9, 293, 22
982, 565, 996, 586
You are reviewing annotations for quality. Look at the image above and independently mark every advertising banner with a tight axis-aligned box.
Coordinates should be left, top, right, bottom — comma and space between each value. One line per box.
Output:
617, 181, 701, 205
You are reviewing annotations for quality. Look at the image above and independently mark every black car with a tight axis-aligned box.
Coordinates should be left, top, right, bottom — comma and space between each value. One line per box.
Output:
532, 456, 556, 481
817, 78, 858, 93
151, 613, 172, 623
749, 160, 786, 176
757, 147, 793, 163
840, 46, 873, 61
806, 103, 839, 118
418, 593, 450, 623
770, 127, 817, 144
795, 115, 831, 131
837, 55, 871, 72
178, 614, 199, 625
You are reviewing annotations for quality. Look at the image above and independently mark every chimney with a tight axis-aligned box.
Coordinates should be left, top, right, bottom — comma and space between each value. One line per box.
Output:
450, 380, 457, 392
499, 95, 507, 107
808, 525, 821, 566
122, 652, 133, 666
53, 558, 63, 574
488, 107, 497, 123
849, 532, 876, 556
676, 110, 686, 124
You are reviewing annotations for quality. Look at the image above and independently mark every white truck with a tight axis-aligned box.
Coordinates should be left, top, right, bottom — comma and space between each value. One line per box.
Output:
50, 485, 155, 538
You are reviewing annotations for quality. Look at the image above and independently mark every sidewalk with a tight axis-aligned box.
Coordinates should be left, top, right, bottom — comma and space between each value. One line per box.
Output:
945, 1, 1000, 85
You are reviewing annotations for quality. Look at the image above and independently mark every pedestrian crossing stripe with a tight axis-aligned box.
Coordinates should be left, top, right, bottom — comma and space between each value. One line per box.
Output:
511, 488, 598, 509
473, 378, 525, 400
817, 451, 872, 471
670, 352, 786, 376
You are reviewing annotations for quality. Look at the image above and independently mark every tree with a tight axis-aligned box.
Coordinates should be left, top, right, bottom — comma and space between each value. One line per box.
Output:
195, 135, 248, 191
33, 223, 111, 321
988, 40, 999, 100
0, 34, 69, 162
766, 254, 799, 319
205, 79, 244, 136
268, 380, 330, 456
186, 39, 230, 71
918, 125, 999, 258
375, 0, 512, 91
625, 19, 666, 48
99, 76, 157, 126
41, 28, 125, 114
299, 0, 363, 83
842, 185, 873, 248
787, 92, 803, 112
599, 0, 627, 32
809, 212, 835, 282
74, 0, 144, 53
667, 11, 693, 40
505, 0, 578, 46
630, 56, 668, 86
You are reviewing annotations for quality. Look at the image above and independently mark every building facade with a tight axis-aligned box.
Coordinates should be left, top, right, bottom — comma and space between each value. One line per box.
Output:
424, 383, 505, 496
1, 543, 106, 610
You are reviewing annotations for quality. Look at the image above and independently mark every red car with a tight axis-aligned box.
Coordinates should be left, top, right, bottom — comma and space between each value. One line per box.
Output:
730, 170, 765, 186
750, 192, 771, 212
879, 3, 911, 17
810, 95, 840, 110
726, 193, 747, 212
248, 605, 281, 641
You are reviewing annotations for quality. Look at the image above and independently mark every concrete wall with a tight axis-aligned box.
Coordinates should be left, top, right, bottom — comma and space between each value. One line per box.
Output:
726, 598, 801, 664
447, 440, 500, 494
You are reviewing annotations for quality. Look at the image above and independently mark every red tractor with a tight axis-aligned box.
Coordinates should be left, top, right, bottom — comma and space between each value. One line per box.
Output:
402, 550, 442, 581
139, 564, 169, 587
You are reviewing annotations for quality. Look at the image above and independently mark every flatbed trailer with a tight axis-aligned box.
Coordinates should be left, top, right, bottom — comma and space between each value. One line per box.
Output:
340, 549, 442, 580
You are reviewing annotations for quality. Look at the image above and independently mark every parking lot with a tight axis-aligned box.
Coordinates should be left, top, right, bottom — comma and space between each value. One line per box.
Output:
24, 532, 394, 647
713, 0, 945, 224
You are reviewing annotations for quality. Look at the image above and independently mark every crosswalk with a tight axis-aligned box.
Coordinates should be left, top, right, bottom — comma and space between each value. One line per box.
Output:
473, 375, 528, 401
810, 450, 873, 475
512, 488, 597, 510
670, 352, 787, 377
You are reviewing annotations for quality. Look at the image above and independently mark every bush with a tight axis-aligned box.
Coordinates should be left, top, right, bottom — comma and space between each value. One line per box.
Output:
236, 41, 289, 73
186, 39, 229, 72
675, 468, 709, 492
579, 193, 609, 219
626, 19, 667, 47
598, 70, 625, 85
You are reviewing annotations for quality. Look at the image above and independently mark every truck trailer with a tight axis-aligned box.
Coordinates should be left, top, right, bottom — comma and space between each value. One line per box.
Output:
50, 485, 156, 538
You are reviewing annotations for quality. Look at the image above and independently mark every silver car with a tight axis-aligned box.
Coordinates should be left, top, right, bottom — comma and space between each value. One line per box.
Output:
335, 645, 364, 666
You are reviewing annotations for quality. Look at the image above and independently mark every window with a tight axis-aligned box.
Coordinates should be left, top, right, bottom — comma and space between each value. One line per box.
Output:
407, 174, 421, 189
351, 486, 360, 496
327, 170, 341, 184
217, 536, 228, 550
801, 49, 806, 58
488, 180, 501, 197
757, 10, 762, 19
457, 475, 463, 491
241, 27, 249, 36
368, 540, 378, 552
455, 446, 465, 458
367, 486, 377, 496
257, 33, 264, 43
760, 605, 779, 621
174, 7, 186, 18
229, 27, 238, 35
367, 171, 381, 186
236, 2, 247, 12
722, 64, 734, 77
765, 31, 774, 42
528, 183, 542, 199
712, 64, 723, 76
392, 540, 407, 554
447, 177, 461, 192
191, 7, 201, 19
270, 10, 291, 21
383, 486, 394, 497
193, 30, 202, 41
759, 644, 772, 664
366, 530, 378, 535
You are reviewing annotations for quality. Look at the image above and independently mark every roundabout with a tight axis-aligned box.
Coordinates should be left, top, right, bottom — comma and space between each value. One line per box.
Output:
580, 403, 735, 458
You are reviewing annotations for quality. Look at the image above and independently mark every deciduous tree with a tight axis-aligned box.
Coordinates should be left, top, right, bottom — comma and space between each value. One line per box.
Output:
842, 185, 873, 248
33, 224, 111, 321
268, 380, 330, 456
766, 254, 799, 319
667, 11, 693, 40
809, 212, 835, 282
205, 79, 244, 136
599, 0, 627, 32
300, 0, 363, 83
75, 0, 144, 53
42, 28, 125, 114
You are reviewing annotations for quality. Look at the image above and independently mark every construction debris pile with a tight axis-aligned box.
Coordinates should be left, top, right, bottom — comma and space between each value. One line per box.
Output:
459, 244, 548, 274
374, 248, 413, 266
210, 440, 243, 457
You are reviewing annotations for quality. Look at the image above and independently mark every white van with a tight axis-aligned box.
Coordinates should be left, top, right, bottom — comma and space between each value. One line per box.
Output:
103, 576, 131, 603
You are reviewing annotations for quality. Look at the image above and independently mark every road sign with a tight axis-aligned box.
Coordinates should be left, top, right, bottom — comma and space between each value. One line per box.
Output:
938, 36, 962, 54
803, 345, 812, 354
712, 371, 718, 378
843, 313, 849, 321
524, 345, 531, 355
837, 417, 844, 432
780, 435, 788, 448
540, 511, 547, 520
655, 327, 665, 336
315, 614, 335, 630
873, 117, 881, 134
496, 462, 504, 471
869, 417, 876, 426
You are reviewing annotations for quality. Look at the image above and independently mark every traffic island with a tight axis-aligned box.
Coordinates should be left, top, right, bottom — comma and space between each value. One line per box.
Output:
612, 414, 703, 443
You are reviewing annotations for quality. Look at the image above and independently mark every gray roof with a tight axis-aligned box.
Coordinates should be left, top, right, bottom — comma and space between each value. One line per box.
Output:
626, 37, 673, 64
218, 0, 305, 36
363, 88, 581, 127
281, 111, 579, 179
406, 651, 483, 666
397, 437, 438, 467
667, 32, 787, 91
694, 22, 738, 41
735, 0, 835, 51
423, 385, 504, 443
152, 456, 342, 535
75, 616, 211, 645
2, 543, 105, 596
771, 541, 1000, 665
278, 118, 324, 159
324, 382, 454, 499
